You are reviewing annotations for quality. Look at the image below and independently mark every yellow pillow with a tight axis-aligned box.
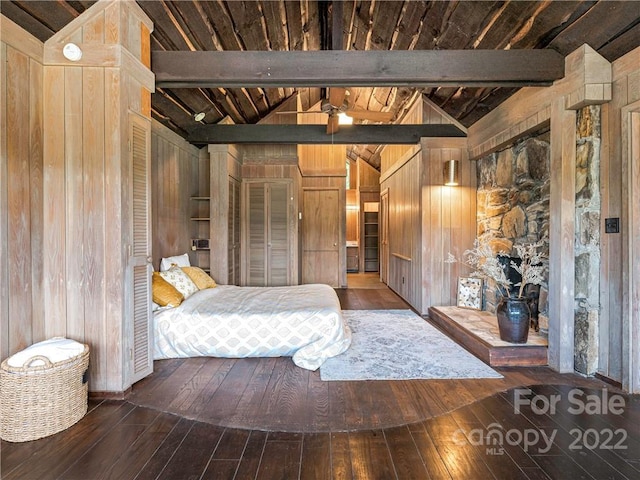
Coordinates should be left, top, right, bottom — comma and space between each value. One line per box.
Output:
181, 266, 217, 290
152, 272, 183, 307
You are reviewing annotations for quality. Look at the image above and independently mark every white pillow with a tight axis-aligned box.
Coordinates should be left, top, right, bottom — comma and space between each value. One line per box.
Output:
160, 266, 199, 299
160, 253, 190, 272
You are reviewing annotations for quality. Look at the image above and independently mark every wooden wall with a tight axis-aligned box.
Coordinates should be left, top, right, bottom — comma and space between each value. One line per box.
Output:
0, 16, 44, 361
297, 101, 347, 177
602, 47, 640, 390
38, 1, 154, 392
379, 99, 474, 314
420, 139, 476, 309
151, 119, 202, 269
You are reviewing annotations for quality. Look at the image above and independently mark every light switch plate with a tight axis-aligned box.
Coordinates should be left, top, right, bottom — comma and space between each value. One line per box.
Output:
605, 218, 619, 234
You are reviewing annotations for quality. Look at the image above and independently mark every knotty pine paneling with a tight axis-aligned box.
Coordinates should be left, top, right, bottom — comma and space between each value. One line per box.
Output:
151, 120, 201, 270
1, 21, 44, 361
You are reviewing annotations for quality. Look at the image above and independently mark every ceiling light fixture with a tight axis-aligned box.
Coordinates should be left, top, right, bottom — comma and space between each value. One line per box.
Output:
443, 160, 459, 186
194, 112, 206, 122
62, 43, 83, 62
338, 112, 353, 125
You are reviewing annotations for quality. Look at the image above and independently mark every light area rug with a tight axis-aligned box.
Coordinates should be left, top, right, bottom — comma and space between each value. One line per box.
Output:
320, 309, 503, 381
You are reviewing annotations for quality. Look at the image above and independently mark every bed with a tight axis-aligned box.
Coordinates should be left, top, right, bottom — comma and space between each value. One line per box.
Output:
153, 283, 351, 371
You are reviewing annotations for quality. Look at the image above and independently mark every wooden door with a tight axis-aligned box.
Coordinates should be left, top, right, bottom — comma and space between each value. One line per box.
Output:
267, 182, 290, 286
243, 181, 291, 286
302, 188, 340, 286
380, 189, 389, 284
228, 177, 241, 285
245, 182, 267, 285
129, 114, 153, 384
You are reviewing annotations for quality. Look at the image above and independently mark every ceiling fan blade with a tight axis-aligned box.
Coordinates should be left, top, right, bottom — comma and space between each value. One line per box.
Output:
326, 114, 340, 134
344, 110, 394, 122
276, 110, 323, 114
328, 87, 347, 108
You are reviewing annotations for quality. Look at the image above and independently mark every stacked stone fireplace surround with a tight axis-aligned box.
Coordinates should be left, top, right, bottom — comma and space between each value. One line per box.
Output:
475, 106, 601, 375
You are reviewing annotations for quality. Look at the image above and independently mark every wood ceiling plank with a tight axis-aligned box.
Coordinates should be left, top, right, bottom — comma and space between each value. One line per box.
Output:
167, 0, 219, 51
219, 88, 261, 123
412, 0, 458, 50
138, 0, 191, 51
261, 0, 288, 51
390, 0, 429, 51
598, 22, 640, 62
188, 124, 466, 145
225, 0, 269, 51
12, 0, 83, 34
153, 50, 565, 88
509, 1, 595, 49
198, 1, 244, 51
472, 1, 545, 49
350, 0, 374, 51
0, 1, 56, 41
262, 87, 287, 108
304, 0, 321, 51
284, 1, 304, 50
455, 87, 519, 128
366, 0, 405, 51
435, 1, 504, 49
549, 1, 640, 55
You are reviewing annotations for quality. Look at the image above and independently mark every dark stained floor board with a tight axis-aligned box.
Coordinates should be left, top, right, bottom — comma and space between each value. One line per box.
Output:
3, 286, 637, 480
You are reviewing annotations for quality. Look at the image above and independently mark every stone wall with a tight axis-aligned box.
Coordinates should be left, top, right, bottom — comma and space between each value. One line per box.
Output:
475, 106, 602, 375
476, 131, 551, 319
574, 105, 601, 375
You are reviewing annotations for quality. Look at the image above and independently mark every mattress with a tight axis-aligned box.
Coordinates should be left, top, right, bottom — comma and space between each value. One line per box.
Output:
153, 283, 351, 370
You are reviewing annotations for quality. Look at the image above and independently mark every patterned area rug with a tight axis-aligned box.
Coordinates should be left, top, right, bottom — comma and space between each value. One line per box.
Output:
320, 309, 502, 381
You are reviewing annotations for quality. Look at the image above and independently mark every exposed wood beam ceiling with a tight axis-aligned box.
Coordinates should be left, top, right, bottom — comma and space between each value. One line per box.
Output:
188, 123, 466, 145
153, 50, 565, 88
3, 0, 639, 169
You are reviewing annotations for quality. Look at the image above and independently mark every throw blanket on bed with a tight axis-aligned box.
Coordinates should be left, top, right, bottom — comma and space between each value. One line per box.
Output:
153, 284, 351, 370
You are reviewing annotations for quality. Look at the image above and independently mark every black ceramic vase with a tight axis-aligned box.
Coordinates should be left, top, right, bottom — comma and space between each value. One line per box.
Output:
496, 296, 531, 343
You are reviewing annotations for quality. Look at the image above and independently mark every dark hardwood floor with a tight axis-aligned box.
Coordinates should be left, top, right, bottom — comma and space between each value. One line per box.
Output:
2, 279, 638, 479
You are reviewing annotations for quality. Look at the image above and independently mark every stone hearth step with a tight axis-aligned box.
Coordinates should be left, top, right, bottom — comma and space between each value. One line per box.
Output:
428, 306, 548, 367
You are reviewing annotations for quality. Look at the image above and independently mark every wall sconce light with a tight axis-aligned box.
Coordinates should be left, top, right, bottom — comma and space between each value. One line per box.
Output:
62, 43, 83, 62
443, 160, 459, 186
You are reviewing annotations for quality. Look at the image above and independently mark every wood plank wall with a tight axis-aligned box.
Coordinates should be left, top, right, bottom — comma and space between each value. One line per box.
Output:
0, 17, 44, 361
379, 98, 474, 314
37, 1, 154, 392
601, 47, 640, 387
151, 119, 202, 270
421, 139, 476, 311
297, 102, 347, 177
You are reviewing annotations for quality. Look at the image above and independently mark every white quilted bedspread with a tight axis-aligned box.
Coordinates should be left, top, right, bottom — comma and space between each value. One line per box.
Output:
153, 284, 351, 370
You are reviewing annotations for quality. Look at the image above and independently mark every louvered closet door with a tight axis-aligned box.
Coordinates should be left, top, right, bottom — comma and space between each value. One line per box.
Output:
130, 114, 153, 384
228, 178, 241, 285
246, 182, 267, 285
243, 181, 291, 286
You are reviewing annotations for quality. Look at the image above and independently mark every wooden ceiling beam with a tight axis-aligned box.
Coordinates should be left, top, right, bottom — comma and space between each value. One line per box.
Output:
153, 49, 565, 88
187, 124, 466, 145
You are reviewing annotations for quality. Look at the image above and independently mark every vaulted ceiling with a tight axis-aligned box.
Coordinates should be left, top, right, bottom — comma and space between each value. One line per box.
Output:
2, 0, 639, 168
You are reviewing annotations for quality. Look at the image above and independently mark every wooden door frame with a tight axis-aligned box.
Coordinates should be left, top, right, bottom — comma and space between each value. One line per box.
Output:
380, 188, 389, 285
622, 101, 640, 393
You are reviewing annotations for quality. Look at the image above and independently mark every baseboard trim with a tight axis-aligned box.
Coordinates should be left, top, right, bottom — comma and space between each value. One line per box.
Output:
594, 372, 623, 390
89, 387, 131, 400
